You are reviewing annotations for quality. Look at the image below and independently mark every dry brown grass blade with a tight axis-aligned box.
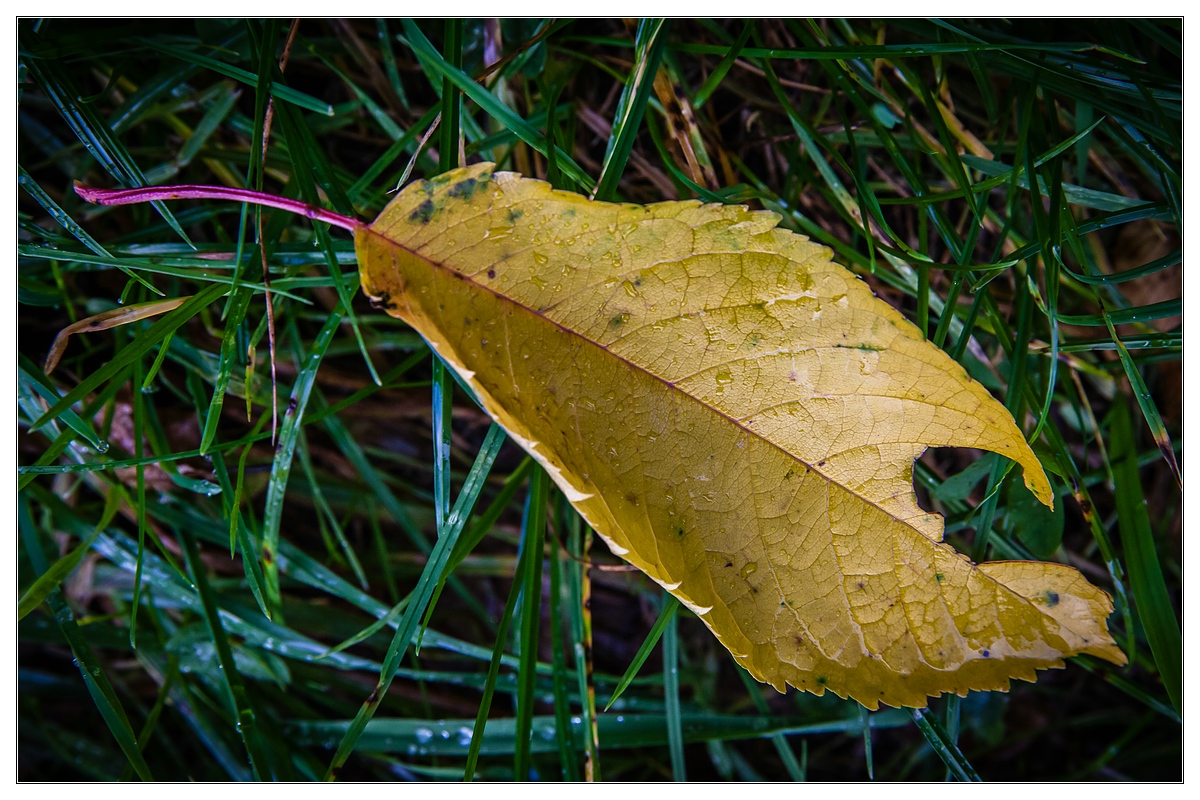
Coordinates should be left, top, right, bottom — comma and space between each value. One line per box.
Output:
43, 297, 190, 375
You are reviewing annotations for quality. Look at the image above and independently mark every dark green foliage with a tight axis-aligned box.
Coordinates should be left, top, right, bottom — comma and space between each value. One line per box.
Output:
18, 18, 1179, 781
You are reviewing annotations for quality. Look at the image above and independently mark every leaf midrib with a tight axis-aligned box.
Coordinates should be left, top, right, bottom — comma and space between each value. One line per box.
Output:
363, 222, 932, 532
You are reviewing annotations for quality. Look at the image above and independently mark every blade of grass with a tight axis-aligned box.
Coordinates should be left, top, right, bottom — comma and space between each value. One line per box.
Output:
440, 19, 464, 174
260, 308, 346, 613
462, 469, 544, 781
1056, 298, 1180, 327
20, 27, 194, 247
18, 491, 155, 781
693, 21, 753, 108
594, 19, 669, 201
400, 19, 592, 190
1102, 309, 1181, 489
295, 709, 912, 757
431, 355, 454, 533
199, 286, 255, 454
1110, 402, 1181, 713
909, 708, 980, 782
547, 515, 580, 780
662, 596, 686, 781
18, 165, 160, 294
128, 351, 149, 647
514, 467, 548, 780
135, 36, 334, 116
568, 513, 600, 780
1063, 249, 1179, 286
605, 595, 678, 711
324, 424, 506, 779
175, 522, 275, 780
17, 482, 121, 620
17, 355, 106, 451
858, 703, 875, 779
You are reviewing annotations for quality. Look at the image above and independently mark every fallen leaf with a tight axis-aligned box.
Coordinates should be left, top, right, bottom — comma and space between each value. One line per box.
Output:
357, 163, 1126, 709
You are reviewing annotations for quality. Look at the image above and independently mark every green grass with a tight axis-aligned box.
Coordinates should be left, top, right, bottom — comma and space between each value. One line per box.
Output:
17, 18, 1180, 781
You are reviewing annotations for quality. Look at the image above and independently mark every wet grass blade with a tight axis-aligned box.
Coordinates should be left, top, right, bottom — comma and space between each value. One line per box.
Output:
324, 424, 506, 779
199, 285, 255, 455
462, 470, 542, 781
440, 19, 464, 174
1103, 310, 1181, 489
859, 703, 875, 779
605, 595, 678, 711
514, 467, 548, 780
594, 19, 669, 201
662, 598, 686, 781
136, 36, 333, 116
18, 165, 159, 294
547, 521, 580, 780
20, 27, 194, 247
18, 491, 155, 781
400, 19, 592, 190
176, 522, 275, 780
17, 355, 105, 451
1110, 403, 1181, 713
431, 355, 454, 533
693, 21, 753, 108
260, 309, 346, 612
909, 708, 980, 782
567, 514, 600, 780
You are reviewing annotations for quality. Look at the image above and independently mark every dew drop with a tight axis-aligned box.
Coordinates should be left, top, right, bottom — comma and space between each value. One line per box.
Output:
531, 276, 547, 289
622, 279, 640, 298
533, 252, 549, 266
741, 562, 758, 579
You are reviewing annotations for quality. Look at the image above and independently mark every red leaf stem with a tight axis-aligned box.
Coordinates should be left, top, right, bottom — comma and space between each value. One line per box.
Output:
73, 182, 364, 233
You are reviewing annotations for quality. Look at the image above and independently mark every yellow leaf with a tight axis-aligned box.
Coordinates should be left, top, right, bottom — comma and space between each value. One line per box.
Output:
357, 163, 1125, 709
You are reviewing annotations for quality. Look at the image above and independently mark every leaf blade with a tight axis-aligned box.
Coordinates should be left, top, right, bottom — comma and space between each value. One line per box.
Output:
356, 163, 1125, 709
